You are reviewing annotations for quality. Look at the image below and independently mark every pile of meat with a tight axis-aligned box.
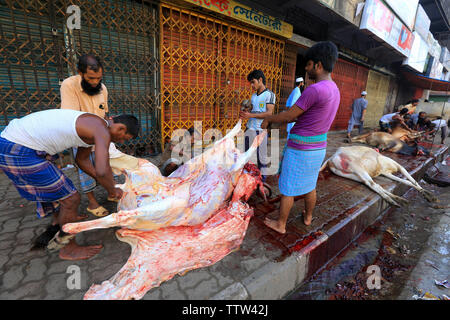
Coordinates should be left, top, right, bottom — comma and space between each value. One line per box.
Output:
63, 121, 265, 300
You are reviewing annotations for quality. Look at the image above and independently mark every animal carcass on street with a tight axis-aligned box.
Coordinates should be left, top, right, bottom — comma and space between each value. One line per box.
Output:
62, 121, 266, 299
349, 132, 429, 156
320, 146, 437, 207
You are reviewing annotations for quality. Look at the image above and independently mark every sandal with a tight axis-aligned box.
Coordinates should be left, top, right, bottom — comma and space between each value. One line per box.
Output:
87, 205, 109, 217
47, 231, 75, 252
107, 197, 119, 202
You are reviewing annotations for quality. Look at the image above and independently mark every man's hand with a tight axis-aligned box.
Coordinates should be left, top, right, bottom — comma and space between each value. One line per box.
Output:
239, 111, 252, 119
261, 118, 269, 130
108, 187, 123, 201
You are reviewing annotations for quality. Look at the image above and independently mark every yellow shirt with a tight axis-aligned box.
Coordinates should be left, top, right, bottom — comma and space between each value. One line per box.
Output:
60, 74, 108, 118
404, 103, 416, 115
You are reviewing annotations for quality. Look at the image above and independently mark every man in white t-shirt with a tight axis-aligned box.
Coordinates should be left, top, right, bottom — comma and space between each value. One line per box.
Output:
239, 69, 275, 181
379, 108, 410, 133
431, 117, 448, 144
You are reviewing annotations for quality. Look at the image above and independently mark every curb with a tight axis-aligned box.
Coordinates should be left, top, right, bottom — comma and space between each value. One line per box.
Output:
210, 147, 448, 300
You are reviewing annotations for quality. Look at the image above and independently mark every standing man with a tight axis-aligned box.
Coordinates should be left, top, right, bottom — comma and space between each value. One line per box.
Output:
60, 54, 112, 217
285, 77, 304, 137
256, 41, 340, 234
0, 109, 140, 260
239, 69, 275, 181
347, 91, 368, 139
431, 117, 448, 144
403, 99, 420, 115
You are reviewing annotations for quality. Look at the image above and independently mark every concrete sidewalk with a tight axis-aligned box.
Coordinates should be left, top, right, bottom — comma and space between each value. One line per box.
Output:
0, 131, 447, 300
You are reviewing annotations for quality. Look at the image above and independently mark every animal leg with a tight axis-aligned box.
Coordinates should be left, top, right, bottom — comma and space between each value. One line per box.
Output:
385, 167, 438, 203
332, 165, 406, 207
350, 132, 372, 143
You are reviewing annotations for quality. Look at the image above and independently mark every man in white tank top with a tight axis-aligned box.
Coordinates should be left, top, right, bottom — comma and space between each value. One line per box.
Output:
0, 109, 140, 260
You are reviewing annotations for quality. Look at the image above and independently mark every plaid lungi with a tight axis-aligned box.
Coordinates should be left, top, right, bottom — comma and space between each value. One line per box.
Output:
278, 147, 326, 196
0, 137, 77, 218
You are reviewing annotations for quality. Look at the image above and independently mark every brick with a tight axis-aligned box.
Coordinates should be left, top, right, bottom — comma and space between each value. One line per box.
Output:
2, 265, 24, 289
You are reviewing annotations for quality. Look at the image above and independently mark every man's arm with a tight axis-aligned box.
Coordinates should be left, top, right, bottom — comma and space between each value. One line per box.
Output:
240, 104, 274, 119
361, 109, 366, 121
392, 115, 412, 132
76, 119, 122, 199
260, 105, 305, 129
75, 147, 96, 178
92, 128, 117, 196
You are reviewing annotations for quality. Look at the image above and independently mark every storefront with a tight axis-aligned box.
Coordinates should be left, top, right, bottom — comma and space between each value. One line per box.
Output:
330, 59, 369, 130
160, 0, 292, 147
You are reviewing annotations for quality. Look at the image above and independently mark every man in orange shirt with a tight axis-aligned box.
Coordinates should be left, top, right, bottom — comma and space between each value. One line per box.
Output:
60, 54, 114, 217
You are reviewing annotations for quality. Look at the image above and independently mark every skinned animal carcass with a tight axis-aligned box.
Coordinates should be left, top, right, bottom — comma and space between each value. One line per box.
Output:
62, 121, 266, 299
320, 146, 437, 207
349, 131, 429, 156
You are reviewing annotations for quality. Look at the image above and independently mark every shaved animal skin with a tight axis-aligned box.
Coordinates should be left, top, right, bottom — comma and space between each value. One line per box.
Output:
62, 121, 266, 300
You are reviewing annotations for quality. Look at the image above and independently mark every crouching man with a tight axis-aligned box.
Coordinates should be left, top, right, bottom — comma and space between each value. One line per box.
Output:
0, 109, 139, 260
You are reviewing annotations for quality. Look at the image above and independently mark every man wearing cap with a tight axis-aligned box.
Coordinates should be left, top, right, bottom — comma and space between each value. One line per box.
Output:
347, 91, 368, 139
285, 77, 304, 137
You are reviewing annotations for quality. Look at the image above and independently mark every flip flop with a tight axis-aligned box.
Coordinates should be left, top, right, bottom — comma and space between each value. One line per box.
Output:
87, 205, 109, 217
47, 231, 75, 252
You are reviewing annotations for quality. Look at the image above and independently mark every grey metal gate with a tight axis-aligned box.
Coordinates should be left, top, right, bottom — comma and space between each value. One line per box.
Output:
0, 0, 161, 156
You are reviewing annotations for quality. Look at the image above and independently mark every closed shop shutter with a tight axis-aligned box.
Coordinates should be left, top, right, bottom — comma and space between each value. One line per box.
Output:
330, 59, 369, 130
0, 1, 66, 130
365, 70, 390, 128
279, 43, 298, 110
160, 3, 284, 147
0, 0, 160, 155
63, 0, 161, 155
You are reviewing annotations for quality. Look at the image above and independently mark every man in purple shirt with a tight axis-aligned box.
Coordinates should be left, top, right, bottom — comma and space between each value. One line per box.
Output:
258, 41, 340, 234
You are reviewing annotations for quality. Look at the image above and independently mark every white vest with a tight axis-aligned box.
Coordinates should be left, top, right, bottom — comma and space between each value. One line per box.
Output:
1, 109, 96, 155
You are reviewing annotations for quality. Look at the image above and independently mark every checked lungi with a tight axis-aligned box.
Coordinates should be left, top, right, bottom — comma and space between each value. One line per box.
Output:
279, 133, 327, 196
0, 137, 77, 218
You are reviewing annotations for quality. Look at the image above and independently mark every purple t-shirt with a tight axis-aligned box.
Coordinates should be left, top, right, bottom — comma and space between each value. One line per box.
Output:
288, 80, 340, 150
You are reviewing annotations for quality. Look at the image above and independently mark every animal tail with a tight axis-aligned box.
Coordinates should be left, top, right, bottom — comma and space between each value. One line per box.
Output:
320, 158, 330, 172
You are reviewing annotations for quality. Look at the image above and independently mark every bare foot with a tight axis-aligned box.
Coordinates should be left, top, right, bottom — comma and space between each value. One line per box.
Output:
301, 210, 312, 226
74, 214, 88, 222
59, 240, 103, 261
263, 217, 286, 234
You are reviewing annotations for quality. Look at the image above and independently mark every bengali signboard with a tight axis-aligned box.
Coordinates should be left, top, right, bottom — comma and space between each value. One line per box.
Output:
414, 4, 431, 40
182, 0, 293, 38
402, 32, 429, 73
441, 47, 450, 71
360, 0, 414, 57
384, 0, 418, 30
430, 59, 443, 79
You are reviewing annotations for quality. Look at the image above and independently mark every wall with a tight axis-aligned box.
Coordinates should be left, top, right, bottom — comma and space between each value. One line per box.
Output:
364, 70, 390, 127
416, 101, 450, 119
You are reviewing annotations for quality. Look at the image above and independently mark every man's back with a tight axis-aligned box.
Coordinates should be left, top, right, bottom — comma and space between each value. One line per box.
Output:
352, 97, 367, 113
1, 109, 96, 155
290, 80, 340, 137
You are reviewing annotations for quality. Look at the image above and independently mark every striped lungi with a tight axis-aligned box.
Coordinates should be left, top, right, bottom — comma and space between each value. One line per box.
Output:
0, 137, 77, 218
278, 147, 326, 196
